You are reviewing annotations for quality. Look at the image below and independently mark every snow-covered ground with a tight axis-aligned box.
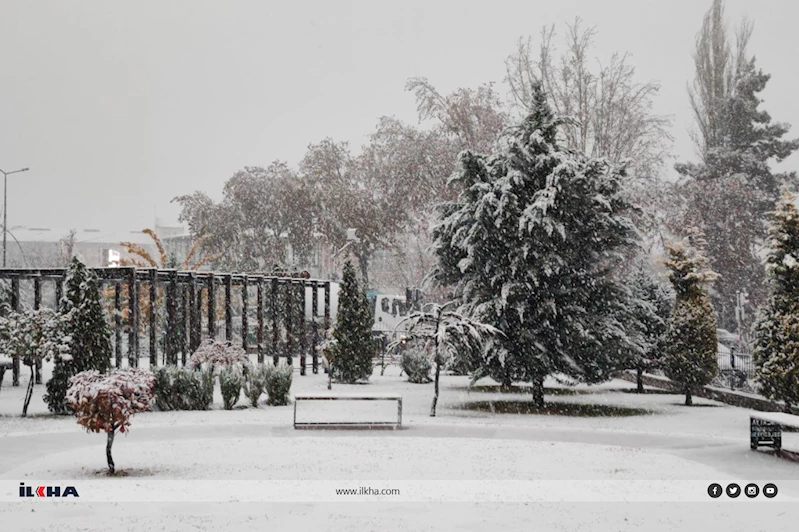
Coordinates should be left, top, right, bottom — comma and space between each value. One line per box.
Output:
1, 361, 798, 530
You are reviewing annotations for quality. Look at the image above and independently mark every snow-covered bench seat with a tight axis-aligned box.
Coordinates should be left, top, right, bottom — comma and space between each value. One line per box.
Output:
750, 412, 799, 451
293, 393, 402, 429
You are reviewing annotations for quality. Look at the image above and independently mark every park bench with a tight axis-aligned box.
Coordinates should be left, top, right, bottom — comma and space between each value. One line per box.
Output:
750, 411, 799, 451
293, 393, 402, 429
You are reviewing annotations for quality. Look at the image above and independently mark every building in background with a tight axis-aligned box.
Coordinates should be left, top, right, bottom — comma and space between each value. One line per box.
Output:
3, 226, 160, 268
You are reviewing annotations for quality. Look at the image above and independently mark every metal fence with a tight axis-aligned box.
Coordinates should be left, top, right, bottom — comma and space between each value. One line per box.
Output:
715, 342, 755, 391
0, 267, 334, 387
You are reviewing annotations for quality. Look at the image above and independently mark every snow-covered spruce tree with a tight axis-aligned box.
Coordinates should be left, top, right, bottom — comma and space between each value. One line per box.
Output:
45, 257, 112, 414
431, 84, 638, 407
625, 262, 674, 393
752, 191, 799, 413
330, 260, 375, 383
661, 235, 719, 406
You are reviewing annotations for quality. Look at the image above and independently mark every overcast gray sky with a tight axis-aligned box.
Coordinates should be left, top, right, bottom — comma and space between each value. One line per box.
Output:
1, 0, 797, 234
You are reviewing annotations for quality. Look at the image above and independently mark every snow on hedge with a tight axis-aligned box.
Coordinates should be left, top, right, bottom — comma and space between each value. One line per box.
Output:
188, 339, 250, 373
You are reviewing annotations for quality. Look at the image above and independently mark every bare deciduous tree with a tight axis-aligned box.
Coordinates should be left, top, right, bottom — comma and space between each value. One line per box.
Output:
504, 18, 673, 181
301, 139, 404, 286
57, 229, 78, 266
405, 78, 507, 156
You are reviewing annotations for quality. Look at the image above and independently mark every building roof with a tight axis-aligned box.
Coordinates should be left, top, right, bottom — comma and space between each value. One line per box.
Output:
6, 226, 157, 246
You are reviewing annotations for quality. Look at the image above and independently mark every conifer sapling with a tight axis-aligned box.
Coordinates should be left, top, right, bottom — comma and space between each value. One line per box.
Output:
45, 257, 112, 415
661, 234, 719, 406
752, 190, 799, 413
329, 261, 375, 384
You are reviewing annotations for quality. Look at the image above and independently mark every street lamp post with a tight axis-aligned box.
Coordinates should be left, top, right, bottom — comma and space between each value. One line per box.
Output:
330, 228, 360, 276
0, 167, 29, 267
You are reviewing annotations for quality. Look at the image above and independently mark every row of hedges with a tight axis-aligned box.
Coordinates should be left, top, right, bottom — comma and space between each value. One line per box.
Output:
153, 341, 294, 411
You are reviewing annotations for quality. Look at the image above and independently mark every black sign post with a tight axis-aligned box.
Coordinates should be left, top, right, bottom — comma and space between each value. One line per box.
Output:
751, 417, 782, 450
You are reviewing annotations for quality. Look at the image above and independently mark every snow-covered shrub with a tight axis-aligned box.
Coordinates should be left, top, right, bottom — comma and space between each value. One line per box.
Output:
244, 364, 269, 407
0, 308, 71, 416
189, 339, 251, 373
66, 368, 155, 474
153, 366, 214, 411
264, 362, 293, 406
187, 340, 250, 410
400, 345, 433, 384
45, 257, 112, 415
219, 365, 245, 410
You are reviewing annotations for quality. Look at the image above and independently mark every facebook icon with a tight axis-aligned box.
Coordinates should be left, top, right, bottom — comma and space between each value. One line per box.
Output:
708, 483, 723, 498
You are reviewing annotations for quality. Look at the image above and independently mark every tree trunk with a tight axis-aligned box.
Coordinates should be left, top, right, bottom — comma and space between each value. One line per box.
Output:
685, 388, 693, 406
430, 311, 442, 417
500, 370, 513, 391
22, 366, 35, 417
327, 366, 332, 390
532, 375, 545, 408
106, 430, 116, 474
636, 368, 644, 393
430, 359, 441, 417
356, 251, 370, 289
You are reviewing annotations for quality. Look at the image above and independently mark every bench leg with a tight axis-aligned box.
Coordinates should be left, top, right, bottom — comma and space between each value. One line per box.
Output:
397, 398, 402, 428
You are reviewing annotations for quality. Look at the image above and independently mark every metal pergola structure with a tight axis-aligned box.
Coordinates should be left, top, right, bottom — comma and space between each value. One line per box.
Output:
0, 267, 333, 387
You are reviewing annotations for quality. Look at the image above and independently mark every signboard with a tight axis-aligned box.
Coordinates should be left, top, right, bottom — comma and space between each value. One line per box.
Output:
103, 249, 120, 267
750, 417, 782, 450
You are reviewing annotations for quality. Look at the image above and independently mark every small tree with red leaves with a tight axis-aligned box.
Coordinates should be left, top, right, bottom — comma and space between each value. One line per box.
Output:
67, 368, 155, 475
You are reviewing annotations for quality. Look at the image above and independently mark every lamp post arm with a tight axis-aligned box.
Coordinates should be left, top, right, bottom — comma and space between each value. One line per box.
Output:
332, 241, 354, 259
0, 167, 30, 267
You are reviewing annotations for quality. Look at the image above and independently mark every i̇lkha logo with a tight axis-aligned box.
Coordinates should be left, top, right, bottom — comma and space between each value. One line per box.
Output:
19, 482, 79, 498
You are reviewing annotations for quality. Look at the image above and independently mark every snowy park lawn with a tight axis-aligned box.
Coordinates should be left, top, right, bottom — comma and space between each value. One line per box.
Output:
1, 360, 798, 479
2, 361, 799, 531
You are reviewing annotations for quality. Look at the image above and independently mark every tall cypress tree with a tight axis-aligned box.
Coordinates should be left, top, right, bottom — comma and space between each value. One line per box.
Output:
432, 85, 638, 406
752, 191, 799, 413
661, 234, 719, 406
330, 260, 374, 383
677, 22, 799, 330
45, 257, 112, 414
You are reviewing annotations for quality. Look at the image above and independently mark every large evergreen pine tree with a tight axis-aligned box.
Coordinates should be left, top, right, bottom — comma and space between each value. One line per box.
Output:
45, 257, 112, 414
752, 191, 799, 413
330, 260, 374, 383
661, 234, 719, 406
431, 85, 638, 406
